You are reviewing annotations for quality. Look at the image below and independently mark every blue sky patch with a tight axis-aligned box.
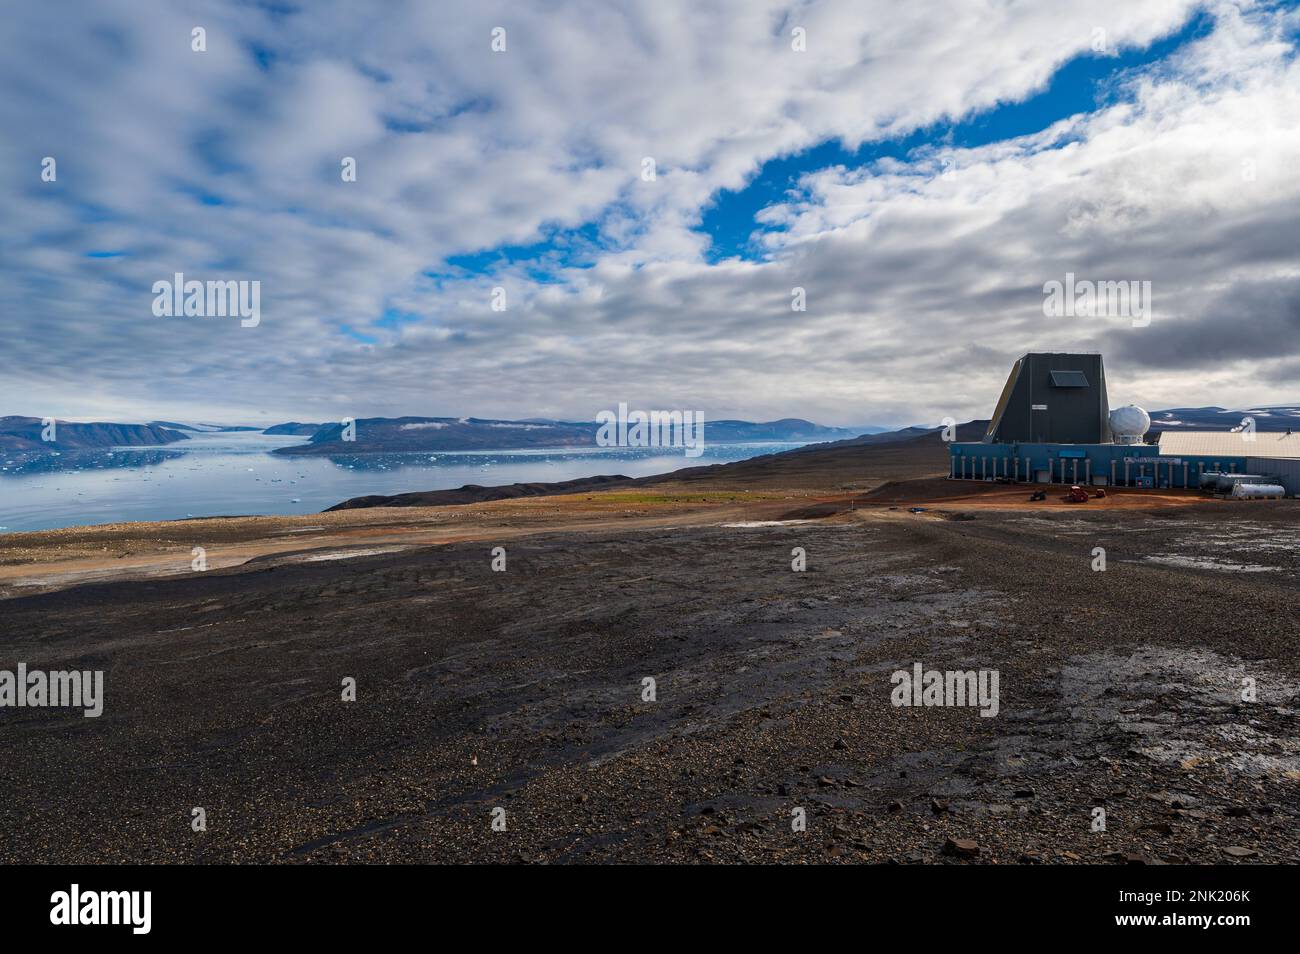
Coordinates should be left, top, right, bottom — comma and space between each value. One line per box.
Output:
698, 10, 1215, 262
434, 221, 602, 281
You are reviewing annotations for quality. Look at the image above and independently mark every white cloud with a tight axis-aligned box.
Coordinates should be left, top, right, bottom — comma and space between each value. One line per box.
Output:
4, 0, 1295, 428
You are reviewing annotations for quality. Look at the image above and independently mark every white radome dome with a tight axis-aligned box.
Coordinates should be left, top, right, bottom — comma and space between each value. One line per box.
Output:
1109, 405, 1150, 443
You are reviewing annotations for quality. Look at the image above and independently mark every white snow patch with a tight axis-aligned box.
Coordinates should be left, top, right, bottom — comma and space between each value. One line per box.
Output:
293, 546, 410, 562
1142, 554, 1279, 573
720, 520, 822, 528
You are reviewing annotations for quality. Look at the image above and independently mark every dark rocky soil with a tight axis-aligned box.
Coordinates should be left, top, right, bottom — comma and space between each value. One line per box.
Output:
325, 473, 634, 510
1, 504, 1297, 863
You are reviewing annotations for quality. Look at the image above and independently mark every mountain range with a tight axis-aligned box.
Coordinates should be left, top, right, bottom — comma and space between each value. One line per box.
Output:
147, 421, 261, 433
261, 422, 327, 436
5, 404, 1299, 457
0, 416, 190, 453
270, 416, 864, 455
1145, 406, 1300, 431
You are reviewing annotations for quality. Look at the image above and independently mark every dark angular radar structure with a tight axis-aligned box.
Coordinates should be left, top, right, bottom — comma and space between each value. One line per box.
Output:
983, 353, 1112, 445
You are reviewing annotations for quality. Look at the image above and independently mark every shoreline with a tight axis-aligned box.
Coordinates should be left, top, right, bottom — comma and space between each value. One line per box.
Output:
0, 435, 819, 535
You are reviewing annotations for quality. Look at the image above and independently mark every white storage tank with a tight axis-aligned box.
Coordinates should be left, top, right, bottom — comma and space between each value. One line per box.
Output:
1231, 483, 1285, 498
1216, 473, 1274, 493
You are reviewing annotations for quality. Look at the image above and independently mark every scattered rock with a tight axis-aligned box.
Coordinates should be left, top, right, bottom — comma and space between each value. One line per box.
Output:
942, 837, 980, 858
1103, 850, 1150, 864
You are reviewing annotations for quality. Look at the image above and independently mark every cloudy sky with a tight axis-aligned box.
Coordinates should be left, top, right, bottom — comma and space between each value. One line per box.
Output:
2, 0, 1298, 428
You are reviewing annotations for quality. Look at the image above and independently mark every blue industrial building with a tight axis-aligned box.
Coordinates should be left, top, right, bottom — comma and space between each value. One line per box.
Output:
949, 438, 1248, 488
950, 353, 1255, 489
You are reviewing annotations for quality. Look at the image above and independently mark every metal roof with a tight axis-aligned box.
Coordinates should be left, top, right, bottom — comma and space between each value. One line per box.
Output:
1158, 430, 1300, 458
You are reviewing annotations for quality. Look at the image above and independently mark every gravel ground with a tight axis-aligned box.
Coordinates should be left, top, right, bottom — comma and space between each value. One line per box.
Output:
1, 502, 1297, 864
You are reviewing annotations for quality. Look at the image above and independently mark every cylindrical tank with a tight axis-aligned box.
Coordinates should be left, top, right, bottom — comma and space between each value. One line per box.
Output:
1216, 473, 1272, 492
1231, 483, 1285, 498
1109, 405, 1151, 445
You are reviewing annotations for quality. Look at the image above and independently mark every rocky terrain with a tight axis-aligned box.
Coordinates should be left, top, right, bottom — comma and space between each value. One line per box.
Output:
1, 479, 1296, 863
